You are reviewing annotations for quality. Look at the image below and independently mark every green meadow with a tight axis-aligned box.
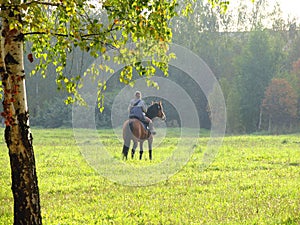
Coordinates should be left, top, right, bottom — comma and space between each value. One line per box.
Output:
0, 128, 300, 224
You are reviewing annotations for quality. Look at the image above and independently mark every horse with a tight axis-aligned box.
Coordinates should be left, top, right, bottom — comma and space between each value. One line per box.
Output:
122, 101, 166, 160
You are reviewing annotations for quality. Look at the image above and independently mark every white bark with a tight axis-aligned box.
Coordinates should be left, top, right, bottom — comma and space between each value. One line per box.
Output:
1, 7, 42, 225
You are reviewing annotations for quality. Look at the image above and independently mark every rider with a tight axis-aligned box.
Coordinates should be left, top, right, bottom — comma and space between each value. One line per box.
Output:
128, 91, 156, 135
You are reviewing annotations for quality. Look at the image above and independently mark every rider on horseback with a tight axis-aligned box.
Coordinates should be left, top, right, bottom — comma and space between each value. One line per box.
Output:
128, 91, 156, 135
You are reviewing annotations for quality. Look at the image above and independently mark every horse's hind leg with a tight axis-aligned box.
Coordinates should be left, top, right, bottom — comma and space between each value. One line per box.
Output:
122, 138, 131, 160
139, 141, 144, 160
122, 144, 129, 160
131, 141, 138, 159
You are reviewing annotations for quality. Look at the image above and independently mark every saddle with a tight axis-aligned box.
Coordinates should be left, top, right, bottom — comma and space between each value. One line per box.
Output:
129, 116, 150, 132
129, 100, 152, 134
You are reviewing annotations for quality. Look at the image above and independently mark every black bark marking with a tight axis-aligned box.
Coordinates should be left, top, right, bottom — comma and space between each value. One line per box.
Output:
6, 115, 42, 224
4, 126, 12, 147
9, 145, 42, 225
14, 33, 24, 42
5, 52, 19, 65
18, 112, 32, 149
1, 72, 8, 80
0, 66, 6, 73
8, 10, 14, 17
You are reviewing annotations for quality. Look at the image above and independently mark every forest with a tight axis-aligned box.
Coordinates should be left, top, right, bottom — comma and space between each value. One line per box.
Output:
23, 0, 300, 134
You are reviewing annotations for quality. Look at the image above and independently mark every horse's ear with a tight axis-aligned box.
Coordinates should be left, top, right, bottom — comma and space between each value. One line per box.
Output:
159, 101, 162, 105
151, 101, 154, 105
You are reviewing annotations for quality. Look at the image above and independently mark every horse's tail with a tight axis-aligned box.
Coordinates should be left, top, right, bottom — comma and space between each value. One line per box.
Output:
123, 120, 133, 142
129, 120, 134, 133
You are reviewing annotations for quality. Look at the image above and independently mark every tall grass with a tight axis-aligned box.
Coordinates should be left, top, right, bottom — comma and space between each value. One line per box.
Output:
0, 128, 299, 224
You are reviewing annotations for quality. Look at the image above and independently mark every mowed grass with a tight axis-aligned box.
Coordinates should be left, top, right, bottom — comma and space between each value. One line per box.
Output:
0, 128, 300, 224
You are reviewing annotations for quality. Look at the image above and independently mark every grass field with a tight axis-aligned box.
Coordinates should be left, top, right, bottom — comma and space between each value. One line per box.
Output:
0, 128, 300, 224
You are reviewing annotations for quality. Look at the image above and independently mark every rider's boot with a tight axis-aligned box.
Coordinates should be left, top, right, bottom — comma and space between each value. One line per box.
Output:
149, 122, 156, 135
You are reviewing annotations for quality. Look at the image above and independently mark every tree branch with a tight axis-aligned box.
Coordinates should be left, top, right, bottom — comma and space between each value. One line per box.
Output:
23, 31, 118, 51
23, 31, 66, 36
24, 25, 121, 38
23, 1, 61, 7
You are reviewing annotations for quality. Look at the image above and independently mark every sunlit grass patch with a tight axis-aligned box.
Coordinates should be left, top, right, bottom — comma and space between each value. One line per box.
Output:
0, 128, 299, 224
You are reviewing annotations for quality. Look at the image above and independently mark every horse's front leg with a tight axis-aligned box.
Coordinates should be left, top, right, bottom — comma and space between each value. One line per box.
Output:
139, 141, 144, 160
131, 140, 138, 159
148, 135, 153, 160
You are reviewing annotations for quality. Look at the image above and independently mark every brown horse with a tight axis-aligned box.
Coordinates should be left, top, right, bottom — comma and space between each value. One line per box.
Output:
122, 101, 166, 160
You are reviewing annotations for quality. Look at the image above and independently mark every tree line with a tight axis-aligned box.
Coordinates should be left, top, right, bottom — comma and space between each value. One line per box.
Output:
22, 0, 300, 134
172, 0, 300, 133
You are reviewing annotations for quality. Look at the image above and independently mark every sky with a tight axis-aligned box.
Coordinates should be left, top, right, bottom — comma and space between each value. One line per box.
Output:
273, 0, 300, 20
227, 0, 300, 21
221, 0, 300, 31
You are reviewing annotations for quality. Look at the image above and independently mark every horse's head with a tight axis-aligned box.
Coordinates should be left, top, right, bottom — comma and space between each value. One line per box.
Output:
156, 101, 166, 121
146, 101, 166, 120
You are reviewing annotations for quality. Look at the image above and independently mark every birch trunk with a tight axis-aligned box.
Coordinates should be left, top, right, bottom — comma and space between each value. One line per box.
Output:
258, 107, 262, 131
268, 115, 272, 133
1, 6, 42, 225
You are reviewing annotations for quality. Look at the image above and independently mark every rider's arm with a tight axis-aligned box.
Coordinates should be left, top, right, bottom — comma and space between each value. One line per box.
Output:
141, 101, 148, 113
128, 99, 134, 113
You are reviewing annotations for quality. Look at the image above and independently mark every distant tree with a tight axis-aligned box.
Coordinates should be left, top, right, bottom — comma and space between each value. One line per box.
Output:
292, 59, 300, 74
172, 0, 233, 78
291, 58, 300, 124
221, 78, 242, 133
262, 78, 297, 133
25, 47, 94, 123
291, 58, 300, 88
237, 30, 277, 133
31, 97, 72, 128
